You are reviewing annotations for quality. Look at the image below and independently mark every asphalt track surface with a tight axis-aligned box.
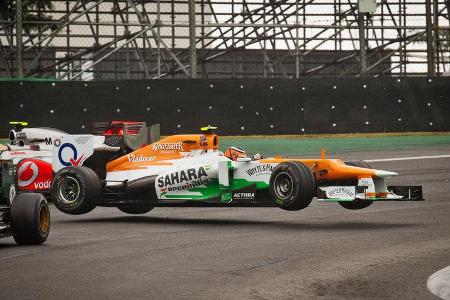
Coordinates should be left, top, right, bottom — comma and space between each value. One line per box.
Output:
1, 147, 450, 299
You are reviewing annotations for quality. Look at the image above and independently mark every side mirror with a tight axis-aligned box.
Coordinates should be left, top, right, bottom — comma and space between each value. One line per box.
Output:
236, 157, 252, 163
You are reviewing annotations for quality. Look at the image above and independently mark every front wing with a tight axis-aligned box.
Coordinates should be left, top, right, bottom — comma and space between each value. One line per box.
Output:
317, 185, 424, 202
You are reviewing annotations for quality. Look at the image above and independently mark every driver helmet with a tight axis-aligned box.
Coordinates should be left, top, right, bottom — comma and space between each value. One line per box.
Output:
224, 146, 247, 161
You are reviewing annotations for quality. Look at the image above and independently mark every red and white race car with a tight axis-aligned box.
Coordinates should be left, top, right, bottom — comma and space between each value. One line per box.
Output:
0, 121, 158, 201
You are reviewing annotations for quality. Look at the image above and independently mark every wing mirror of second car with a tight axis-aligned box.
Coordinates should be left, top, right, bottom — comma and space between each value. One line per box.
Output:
236, 157, 252, 163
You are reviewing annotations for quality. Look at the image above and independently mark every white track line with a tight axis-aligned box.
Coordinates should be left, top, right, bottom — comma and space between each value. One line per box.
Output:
427, 266, 450, 300
366, 154, 450, 163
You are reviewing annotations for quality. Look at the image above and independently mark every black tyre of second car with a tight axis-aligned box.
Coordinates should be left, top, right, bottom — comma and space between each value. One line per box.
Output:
339, 160, 374, 210
269, 161, 316, 211
51, 166, 102, 215
10, 193, 50, 245
117, 205, 154, 214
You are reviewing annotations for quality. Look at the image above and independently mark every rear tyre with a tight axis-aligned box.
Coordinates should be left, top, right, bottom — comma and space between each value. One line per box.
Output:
11, 193, 50, 245
269, 162, 316, 211
51, 166, 102, 215
339, 160, 373, 210
117, 205, 154, 214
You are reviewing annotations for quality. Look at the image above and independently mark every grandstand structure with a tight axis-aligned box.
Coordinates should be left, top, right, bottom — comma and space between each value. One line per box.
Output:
0, 0, 449, 80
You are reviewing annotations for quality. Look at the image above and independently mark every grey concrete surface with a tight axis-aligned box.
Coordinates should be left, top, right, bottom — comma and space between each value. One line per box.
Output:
1, 147, 450, 299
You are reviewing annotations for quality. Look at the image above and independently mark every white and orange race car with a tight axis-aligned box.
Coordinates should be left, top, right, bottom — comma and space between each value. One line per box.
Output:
49, 126, 423, 215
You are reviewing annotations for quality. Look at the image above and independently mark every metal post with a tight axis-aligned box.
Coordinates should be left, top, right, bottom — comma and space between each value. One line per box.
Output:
16, 0, 23, 77
263, 0, 267, 78
425, 0, 435, 76
66, 0, 70, 79
433, 0, 440, 75
295, 0, 299, 78
125, 2, 130, 79
157, 0, 161, 79
171, 1, 175, 50
231, 0, 235, 78
189, 0, 197, 78
447, 0, 450, 21
358, 12, 367, 75
113, 1, 118, 80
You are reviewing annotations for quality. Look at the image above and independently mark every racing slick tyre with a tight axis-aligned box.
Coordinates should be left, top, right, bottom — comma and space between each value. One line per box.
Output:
51, 166, 102, 215
117, 205, 154, 214
339, 160, 374, 210
269, 162, 316, 211
10, 193, 50, 245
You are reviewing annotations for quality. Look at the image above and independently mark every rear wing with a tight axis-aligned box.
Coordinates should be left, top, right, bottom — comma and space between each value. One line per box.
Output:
101, 123, 160, 152
124, 123, 160, 151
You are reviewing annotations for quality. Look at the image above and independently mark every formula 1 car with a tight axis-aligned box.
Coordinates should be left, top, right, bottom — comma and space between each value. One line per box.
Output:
49, 126, 423, 215
0, 121, 159, 199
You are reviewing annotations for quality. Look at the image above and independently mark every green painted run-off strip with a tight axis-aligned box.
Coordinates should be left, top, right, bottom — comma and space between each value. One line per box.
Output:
220, 134, 450, 156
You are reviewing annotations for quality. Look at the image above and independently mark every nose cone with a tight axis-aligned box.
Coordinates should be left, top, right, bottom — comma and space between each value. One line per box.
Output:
374, 170, 398, 178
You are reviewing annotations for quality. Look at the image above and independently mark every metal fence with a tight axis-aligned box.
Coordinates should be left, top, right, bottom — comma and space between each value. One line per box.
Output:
0, 0, 449, 80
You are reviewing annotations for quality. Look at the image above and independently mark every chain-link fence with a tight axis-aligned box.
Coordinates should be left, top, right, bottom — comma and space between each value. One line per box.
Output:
0, 0, 449, 80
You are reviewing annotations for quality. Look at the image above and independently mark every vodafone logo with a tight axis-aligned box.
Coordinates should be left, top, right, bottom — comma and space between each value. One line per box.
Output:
17, 161, 39, 187
10, 151, 26, 156
34, 180, 51, 189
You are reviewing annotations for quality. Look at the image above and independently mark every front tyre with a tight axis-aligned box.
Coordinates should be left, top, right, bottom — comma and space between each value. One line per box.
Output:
11, 193, 50, 245
269, 162, 316, 211
51, 166, 102, 215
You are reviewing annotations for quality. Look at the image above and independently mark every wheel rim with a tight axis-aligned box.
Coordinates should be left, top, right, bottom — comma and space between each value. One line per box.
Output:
39, 204, 50, 234
58, 176, 81, 204
274, 172, 294, 200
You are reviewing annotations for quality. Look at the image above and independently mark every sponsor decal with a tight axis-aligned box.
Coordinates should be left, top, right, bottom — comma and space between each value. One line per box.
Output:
326, 186, 355, 199
10, 151, 26, 156
245, 164, 274, 177
16, 132, 26, 139
127, 154, 155, 163
232, 184, 256, 201
17, 159, 53, 190
158, 166, 207, 188
162, 178, 209, 193
233, 192, 255, 200
33, 180, 52, 190
152, 142, 184, 152
200, 135, 208, 147
52, 135, 93, 172
17, 161, 39, 187
359, 178, 373, 186
158, 166, 208, 192
58, 143, 84, 167
357, 178, 374, 194
45, 137, 53, 145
